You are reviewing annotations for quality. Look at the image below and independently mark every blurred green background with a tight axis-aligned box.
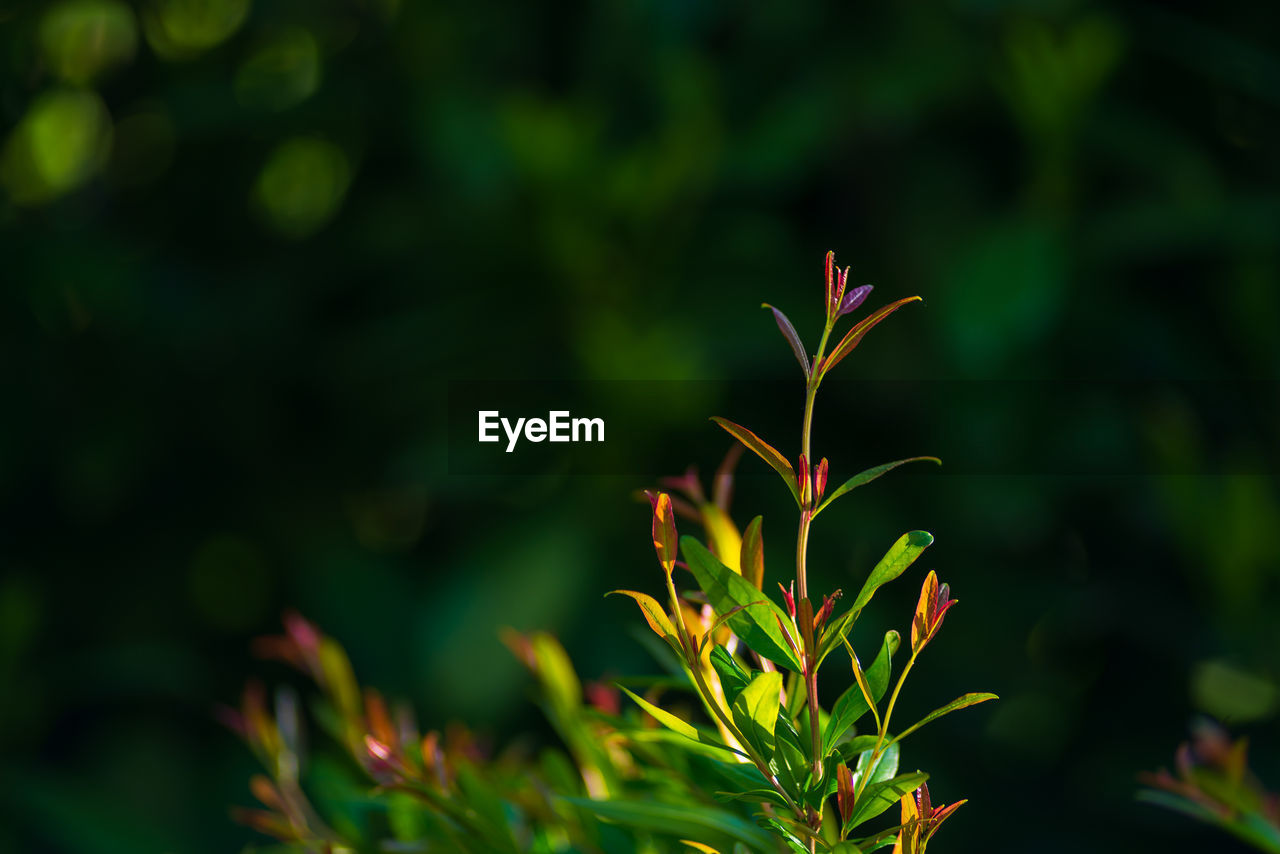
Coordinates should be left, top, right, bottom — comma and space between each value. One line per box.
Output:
2, 0, 1279, 851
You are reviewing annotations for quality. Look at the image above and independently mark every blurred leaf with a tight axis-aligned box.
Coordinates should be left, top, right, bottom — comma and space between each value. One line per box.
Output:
40, 0, 137, 84
740, 516, 765, 591
682, 537, 803, 672
560, 797, 777, 851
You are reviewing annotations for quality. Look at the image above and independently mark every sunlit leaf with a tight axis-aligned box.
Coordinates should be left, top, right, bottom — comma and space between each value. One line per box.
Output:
618, 686, 745, 758
700, 502, 743, 571
607, 590, 680, 651
683, 536, 803, 672
731, 671, 782, 762
650, 491, 679, 576
709, 645, 751, 704
681, 841, 723, 854
895, 693, 998, 742
709, 417, 800, 506
822, 296, 923, 375
848, 531, 934, 616
845, 772, 929, 828
813, 457, 942, 518
854, 741, 900, 792
824, 631, 900, 752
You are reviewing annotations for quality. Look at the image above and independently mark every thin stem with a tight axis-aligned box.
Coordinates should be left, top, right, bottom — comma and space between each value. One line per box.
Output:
853, 649, 919, 805
796, 320, 834, 847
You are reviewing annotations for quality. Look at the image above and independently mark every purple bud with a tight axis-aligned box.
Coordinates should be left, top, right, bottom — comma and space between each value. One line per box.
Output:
837, 284, 873, 318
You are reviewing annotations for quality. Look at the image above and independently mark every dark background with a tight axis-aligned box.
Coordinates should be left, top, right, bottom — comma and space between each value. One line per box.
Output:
2, 1, 1279, 852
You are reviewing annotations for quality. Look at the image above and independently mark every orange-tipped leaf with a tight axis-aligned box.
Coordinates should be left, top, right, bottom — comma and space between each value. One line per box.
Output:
710, 417, 800, 506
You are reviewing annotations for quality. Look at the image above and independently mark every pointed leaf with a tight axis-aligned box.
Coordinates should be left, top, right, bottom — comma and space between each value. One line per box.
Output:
895, 693, 998, 742
813, 457, 942, 517
764, 304, 810, 377
854, 741, 900, 792
712, 787, 792, 809
849, 531, 934, 616
731, 671, 782, 762
822, 296, 923, 375
682, 536, 803, 671
709, 417, 800, 506
708, 645, 751, 704
619, 686, 700, 742
824, 631, 900, 752
740, 516, 765, 591
560, 797, 777, 851
608, 590, 679, 648
846, 772, 929, 828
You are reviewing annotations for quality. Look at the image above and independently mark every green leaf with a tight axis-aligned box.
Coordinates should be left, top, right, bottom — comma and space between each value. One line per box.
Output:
854, 741, 899, 791
832, 735, 881, 765
712, 787, 792, 809
813, 457, 941, 518
813, 531, 931, 669
618, 686, 745, 757
895, 692, 998, 742
849, 531, 934, 615
731, 671, 782, 763
740, 516, 765, 590
709, 645, 750, 704
709, 417, 800, 506
618, 728, 743, 763
823, 631, 899, 752
560, 797, 777, 851
682, 536, 803, 671
845, 771, 928, 828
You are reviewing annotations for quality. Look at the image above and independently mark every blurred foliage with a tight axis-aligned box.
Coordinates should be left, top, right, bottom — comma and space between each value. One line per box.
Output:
2, 0, 1280, 852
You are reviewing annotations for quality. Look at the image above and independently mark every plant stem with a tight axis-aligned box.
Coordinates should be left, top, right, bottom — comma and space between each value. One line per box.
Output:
797, 320, 833, 843
853, 650, 919, 805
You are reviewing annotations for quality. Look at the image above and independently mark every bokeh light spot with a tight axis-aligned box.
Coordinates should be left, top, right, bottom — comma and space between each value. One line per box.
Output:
1, 89, 112, 205
40, 0, 137, 84
142, 0, 250, 59
234, 28, 321, 112
1192, 659, 1279, 723
252, 137, 352, 239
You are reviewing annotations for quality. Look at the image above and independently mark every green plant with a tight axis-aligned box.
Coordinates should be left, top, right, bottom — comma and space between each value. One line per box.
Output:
225, 252, 995, 853
1140, 721, 1280, 853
